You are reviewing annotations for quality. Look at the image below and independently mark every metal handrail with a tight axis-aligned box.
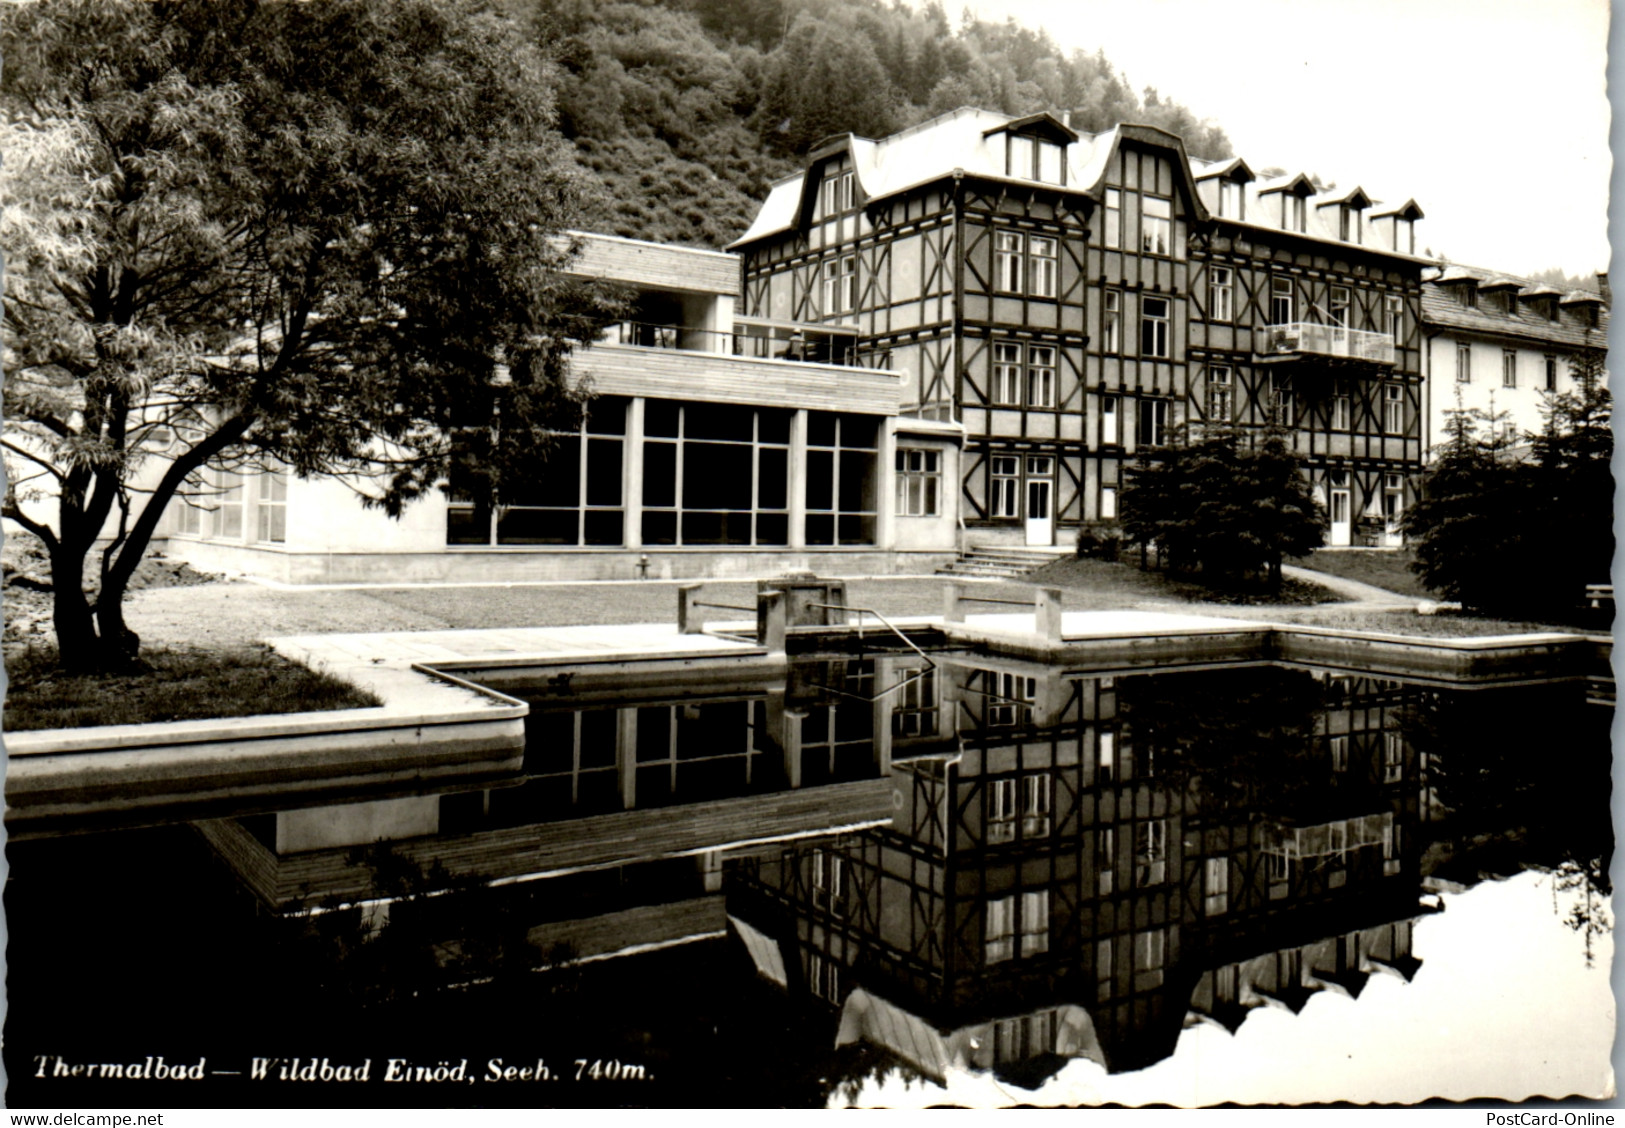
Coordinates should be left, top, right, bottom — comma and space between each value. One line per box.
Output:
807, 601, 935, 672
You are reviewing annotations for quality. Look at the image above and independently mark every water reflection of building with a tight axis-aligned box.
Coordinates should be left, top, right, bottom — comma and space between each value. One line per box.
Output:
727, 663, 1432, 1087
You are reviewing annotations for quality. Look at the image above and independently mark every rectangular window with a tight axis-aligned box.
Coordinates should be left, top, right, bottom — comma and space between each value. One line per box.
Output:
1135, 928, 1166, 972
1385, 294, 1404, 344
1102, 394, 1120, 445
1384, 732, 1404, 783
1456, 343, 1472, 383
804, 412, 878, 546
1329, 733, 1349, 772
1103, 290, 1122, 353
1383, 472, 1404, 525
1287, 194, 1306, 233
1218, 179, 1242, 219
808, 951, 840, 1003
1098, 730, 1116, 784
1027, 345, 1056, 408
1503, 349, 1517, 388
1022, 774, 1052, 837
1022, 889, 1051, 956
1271, 277, 1295, 324
255, 469, 287, 544
1204, 856, 1229, 916
1546, 355, 1558, 391
1134, 819, 1168, 886
1141, 296, 1170, 358
822, 255, 857, 316
1332, 380, 1351, 431
1210, 267, 1233, 322
1385, 384, 1404, 434
1100, 484, 1118, 519
985, 669, 1035, 727
811, 851, 846, 916
987, 777, 1017, 844
1207, 366, 1232, 420
985, 896, 1014, 964
1096, 827, 1117, 893
1028, 236, 1057, 298
1269, 373, 1294, 426
1141, 195, 1172, 256
215, 469, 244, 540
822, 170, 854, 216
995, 232, 1023, 293
1330, 286, 1351, 328
1384, 822, 1403, 876
892, 665, 938, 738
1008, 134, 1035, 181
895, 449, 941, 517
990, 455, 1021, 518
1037, 140, 1063, 185
992, 342, 1022, 405
1137, 398, 1168, 447
1339, 206, 1360, 243
1396, 217, 1413, 254
1104, 188, 1121, 249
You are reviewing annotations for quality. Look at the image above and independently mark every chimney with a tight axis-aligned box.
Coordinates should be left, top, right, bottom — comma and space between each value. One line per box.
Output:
1596, 270, 1611, 306
1062, 109, 1072, 129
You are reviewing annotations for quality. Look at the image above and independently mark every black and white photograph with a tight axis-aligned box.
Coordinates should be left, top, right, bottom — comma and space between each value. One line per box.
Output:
0, 0, 1614, 1113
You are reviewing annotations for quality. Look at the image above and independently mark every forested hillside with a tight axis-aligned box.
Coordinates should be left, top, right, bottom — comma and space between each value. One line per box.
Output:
506, 0, 1232, 249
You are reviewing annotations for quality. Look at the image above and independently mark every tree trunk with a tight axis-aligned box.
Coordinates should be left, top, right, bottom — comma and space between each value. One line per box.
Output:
48, 548, 101, 672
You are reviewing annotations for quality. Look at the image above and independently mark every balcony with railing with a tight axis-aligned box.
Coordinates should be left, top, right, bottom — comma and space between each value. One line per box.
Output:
1256, 322, 1396, 367
579, 317, 897, 415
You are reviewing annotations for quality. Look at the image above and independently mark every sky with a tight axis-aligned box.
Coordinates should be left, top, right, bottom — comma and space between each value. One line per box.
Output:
945, 0, 1612, 280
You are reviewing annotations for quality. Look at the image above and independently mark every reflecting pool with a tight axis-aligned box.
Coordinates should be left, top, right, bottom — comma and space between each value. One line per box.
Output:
4, 655, 1613, 1107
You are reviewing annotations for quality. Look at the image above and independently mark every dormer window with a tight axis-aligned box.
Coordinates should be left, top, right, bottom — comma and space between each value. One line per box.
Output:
1218, 179, 1243, 219
1339, 206, 1361, 243
1506, 291, 1520, 316
1285, 194, 1306, 233
1141, 196, 1171, 256
822, 171, 854, 217
1462, 286, 1477, 309
1008, 134, 1065, 185
1395, 217, 1414, 254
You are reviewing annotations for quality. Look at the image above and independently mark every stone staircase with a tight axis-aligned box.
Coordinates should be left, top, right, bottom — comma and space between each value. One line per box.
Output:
936, 544, 1071, 580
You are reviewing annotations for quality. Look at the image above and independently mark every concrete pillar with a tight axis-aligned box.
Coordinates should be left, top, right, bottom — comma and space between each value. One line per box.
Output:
782, 708, 806, 788
698, 849, 723, 893
760, 590, 787, 652
943, 581, 965, 623
624, 396, 644, 551
872, 659, 895, 776
616, 706, 638, 810
789, 409, 808, 551
877, 417, 897, 551
1037, 586, 1064, 643
678, 583, 703, 634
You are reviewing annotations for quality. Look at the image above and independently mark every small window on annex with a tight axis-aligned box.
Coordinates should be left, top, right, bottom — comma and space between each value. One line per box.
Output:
642, 400, 792, 548
896, 448, 941, 517
448, 397, 629, 548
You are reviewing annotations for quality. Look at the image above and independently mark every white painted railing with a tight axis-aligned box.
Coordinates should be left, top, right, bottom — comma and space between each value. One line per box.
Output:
1257, 322, 1396, 365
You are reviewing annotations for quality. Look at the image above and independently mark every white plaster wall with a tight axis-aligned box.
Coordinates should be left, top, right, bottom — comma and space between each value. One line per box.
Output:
275, 794, 442, 853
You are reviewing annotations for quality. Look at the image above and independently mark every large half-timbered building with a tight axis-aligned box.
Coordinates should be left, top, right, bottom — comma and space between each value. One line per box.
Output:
732, 108, 1431, 549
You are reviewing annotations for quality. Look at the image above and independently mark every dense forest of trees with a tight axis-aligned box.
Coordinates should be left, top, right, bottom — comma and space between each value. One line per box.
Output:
504, 0, 1233, 247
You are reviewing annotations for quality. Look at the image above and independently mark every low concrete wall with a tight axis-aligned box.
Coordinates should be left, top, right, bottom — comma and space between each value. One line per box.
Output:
162, 543, 958, 585
5, 687, 527, 839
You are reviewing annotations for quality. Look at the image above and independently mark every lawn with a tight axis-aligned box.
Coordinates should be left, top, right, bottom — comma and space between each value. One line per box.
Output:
1291, 547, 1431, 600
1028, 555, 1340, 606
2, 644, 382, 733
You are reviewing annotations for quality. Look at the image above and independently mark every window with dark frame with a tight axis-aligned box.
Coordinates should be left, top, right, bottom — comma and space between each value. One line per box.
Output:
1503, 349, 1517, 388
1104, 188, 1122, 249
1103, 290, 1122, 352
1271, 276, 1295, 324
1207, 366, 1231, 420
1027, 236, 1058, 298
1546, 355, 1558, 391
1210, 267, 1233, 321
1137, 398, 1168, 446
1456, 343, 1471, 383
1102, 394, 1120, 445
895, 448, 941, 516
1141, 296, 1170, 357
1140, 195, 1172, 256
995, 231, 1022, 292
1384, 384, 1404, 434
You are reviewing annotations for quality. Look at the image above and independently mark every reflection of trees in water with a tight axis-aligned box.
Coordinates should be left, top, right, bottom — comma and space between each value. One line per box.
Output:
274, 843, 579, 1009
1550, 857, 1613, 968
1398, 685, 1613, 908
1117, 666, 1331, 813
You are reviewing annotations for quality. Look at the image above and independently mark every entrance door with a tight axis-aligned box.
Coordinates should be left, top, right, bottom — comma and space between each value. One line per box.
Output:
1025, 456, 1053, 546
1328, 471, 1352, 547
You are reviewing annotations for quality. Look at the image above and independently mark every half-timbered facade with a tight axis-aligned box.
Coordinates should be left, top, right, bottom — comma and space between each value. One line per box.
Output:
727, 663, 1428, 1082
732, 109, 1430, 549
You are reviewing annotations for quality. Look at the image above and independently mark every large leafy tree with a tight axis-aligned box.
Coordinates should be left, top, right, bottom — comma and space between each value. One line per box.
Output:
3, 0, 620, 671
1121, 423, 1323, 593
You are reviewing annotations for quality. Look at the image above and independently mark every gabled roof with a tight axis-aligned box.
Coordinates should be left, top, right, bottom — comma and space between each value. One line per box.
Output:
1477, 276, 1521, 292
1315, 185, 1372, 209
1191, 155, 1256, 182
1371, 197, 1425, 220
982, 110, 1079, 144
1422, 263, 1608, 348
1257, 172, 1315, 196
